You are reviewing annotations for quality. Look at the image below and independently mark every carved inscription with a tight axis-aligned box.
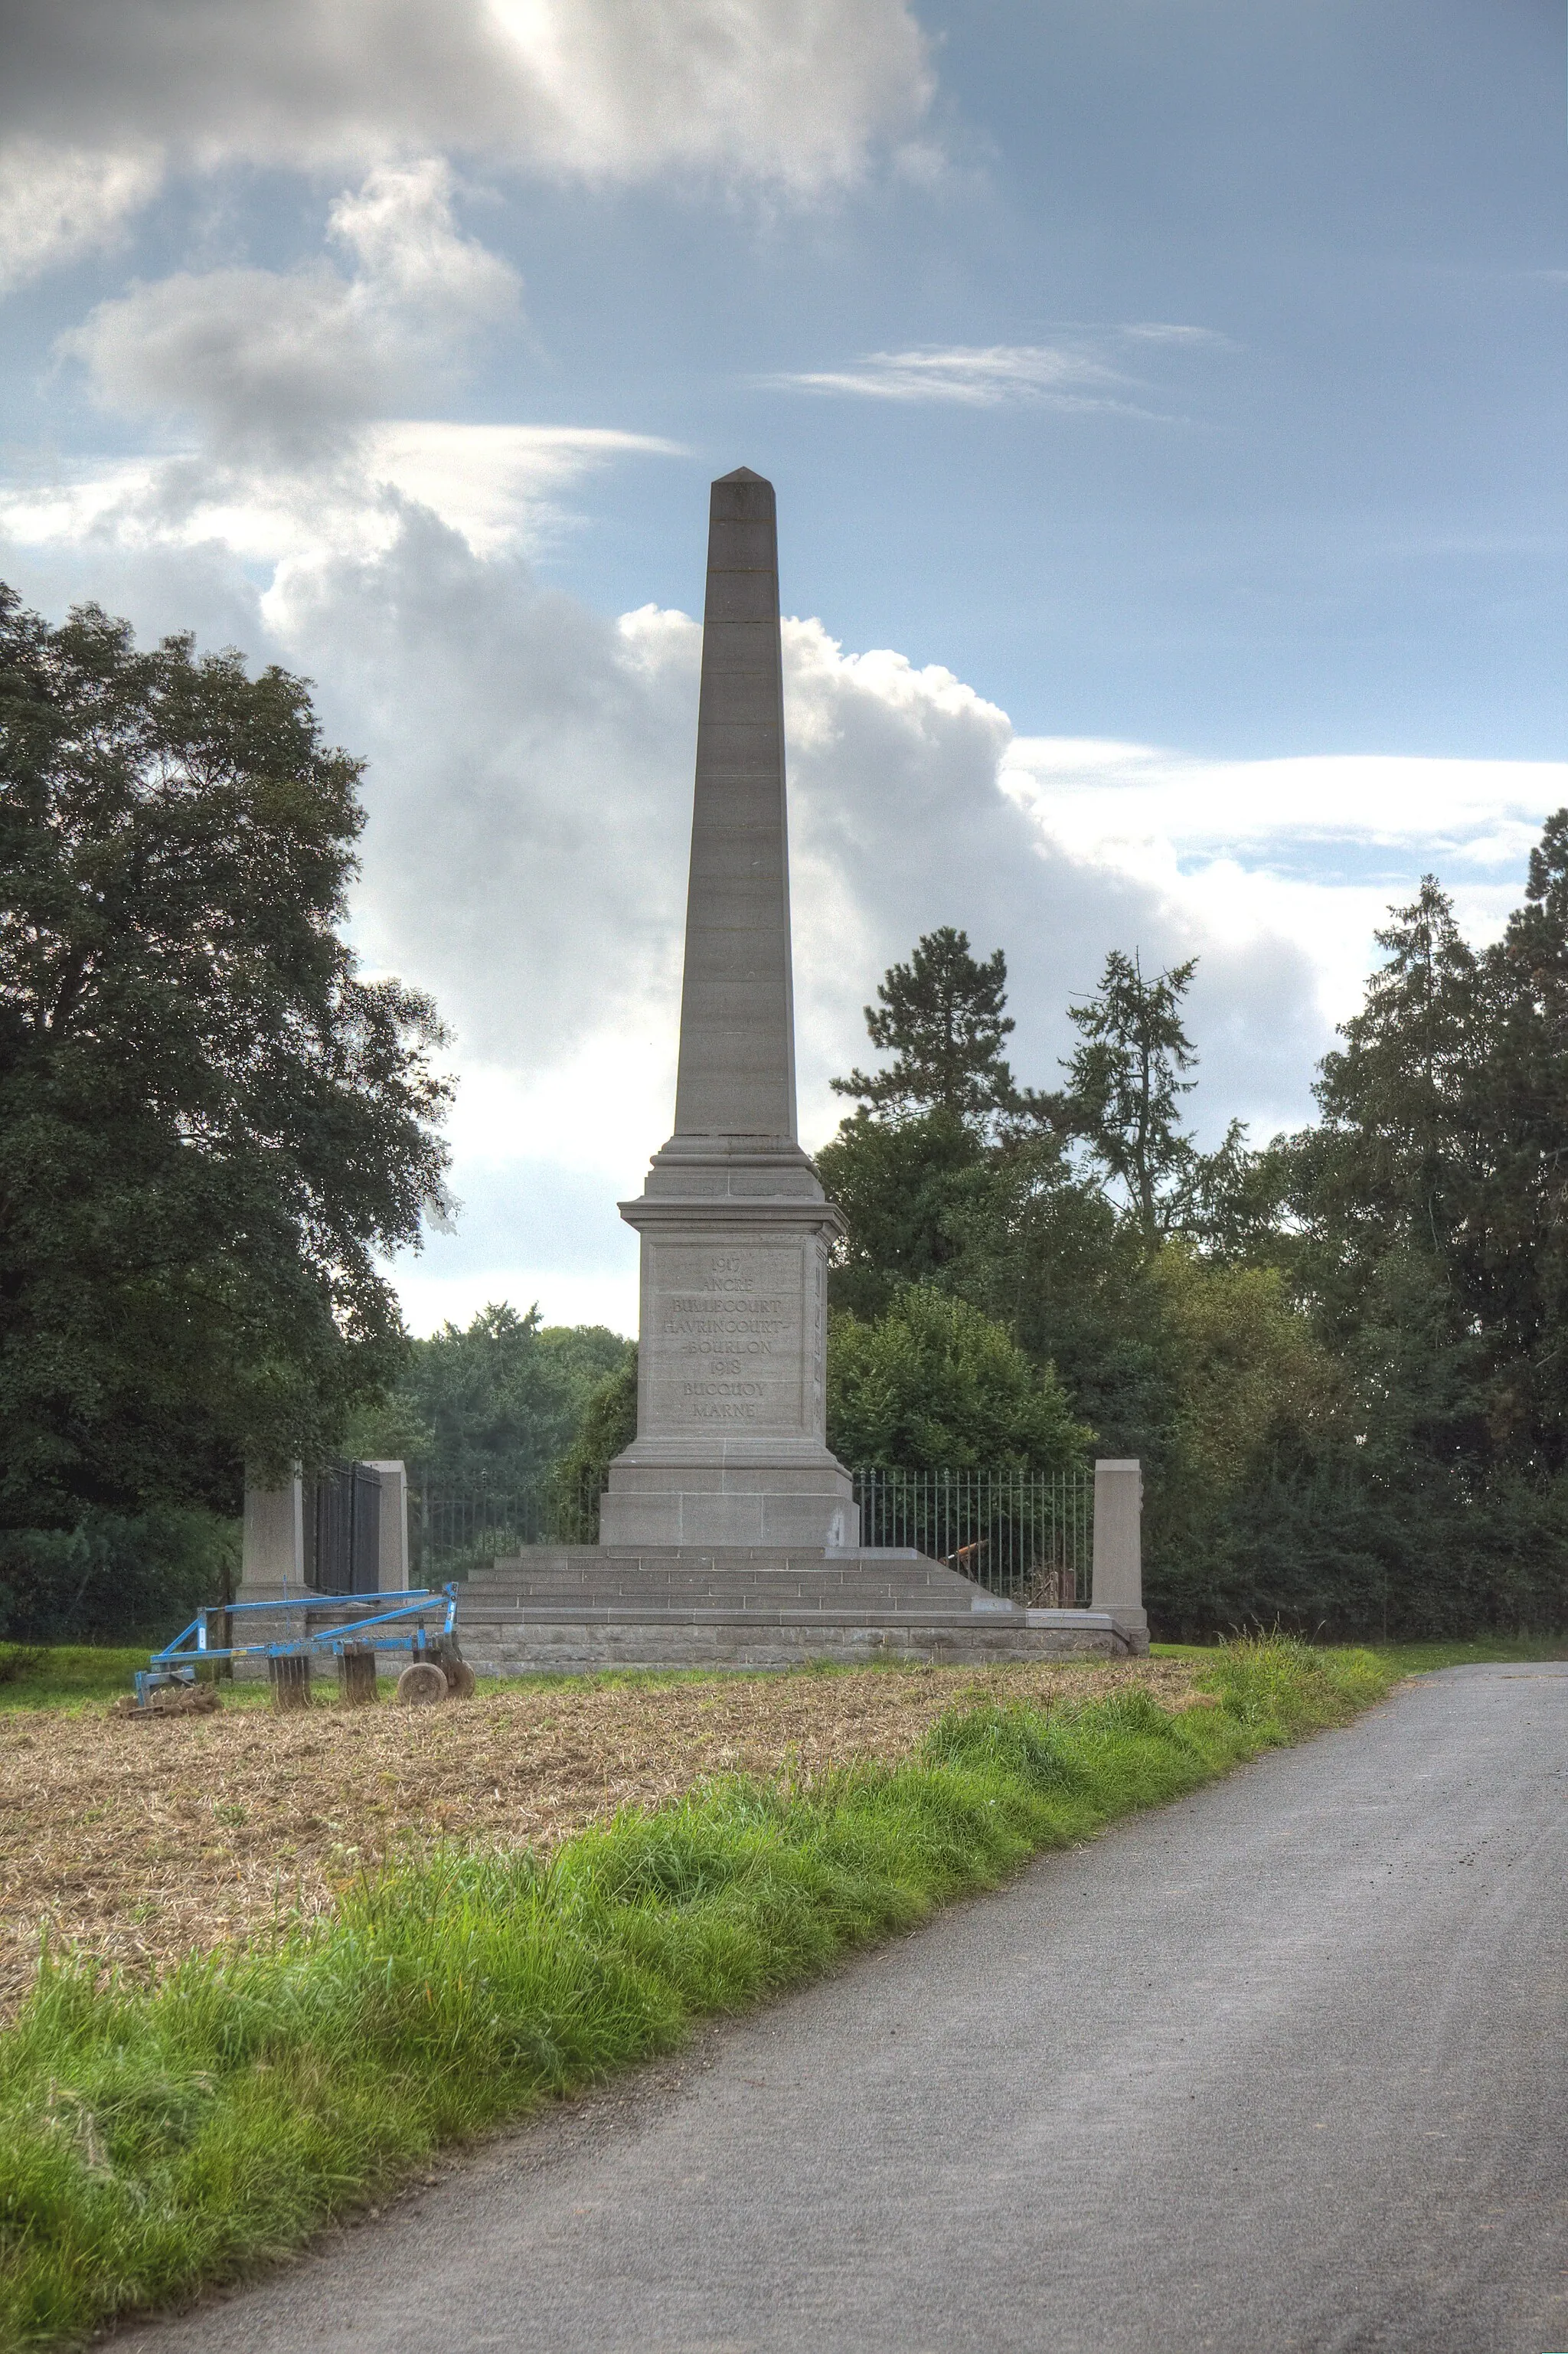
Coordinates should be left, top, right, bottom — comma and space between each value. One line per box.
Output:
652, 1245, 802, 1430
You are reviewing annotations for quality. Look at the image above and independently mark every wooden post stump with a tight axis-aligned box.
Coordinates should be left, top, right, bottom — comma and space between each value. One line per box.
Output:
268, 1654, 312, 1711
338, 1646, 378, 1705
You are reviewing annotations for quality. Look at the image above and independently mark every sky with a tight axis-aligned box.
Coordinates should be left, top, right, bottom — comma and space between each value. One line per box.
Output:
2, 0, 1566, 1338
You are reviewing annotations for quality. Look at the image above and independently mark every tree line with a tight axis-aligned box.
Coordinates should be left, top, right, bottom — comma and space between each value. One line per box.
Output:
813, 876, 1568, 1638
3, 587, 1565, 1640
505, 858, 1568, 1640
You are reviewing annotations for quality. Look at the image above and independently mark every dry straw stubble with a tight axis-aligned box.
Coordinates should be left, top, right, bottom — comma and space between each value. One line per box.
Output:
0, 1658, 1202, 2016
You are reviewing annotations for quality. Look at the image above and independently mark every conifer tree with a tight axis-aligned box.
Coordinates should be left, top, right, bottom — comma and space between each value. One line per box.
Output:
831, 926, 1019, 1124
1058, 950, 1201, 1243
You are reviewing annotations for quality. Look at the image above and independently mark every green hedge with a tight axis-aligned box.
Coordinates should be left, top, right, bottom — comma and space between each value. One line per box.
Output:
0, 1512, 237, 1646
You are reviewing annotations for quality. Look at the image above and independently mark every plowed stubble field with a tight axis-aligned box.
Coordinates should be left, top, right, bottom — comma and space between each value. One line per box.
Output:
0, 1659, 1202, 2017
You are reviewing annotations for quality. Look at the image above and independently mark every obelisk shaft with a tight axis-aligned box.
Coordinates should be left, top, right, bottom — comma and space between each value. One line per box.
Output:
671, 469, 797, 1143
602, 465, 857, 1550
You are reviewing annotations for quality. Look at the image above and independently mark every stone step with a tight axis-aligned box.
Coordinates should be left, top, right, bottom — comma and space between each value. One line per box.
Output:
449, 1548, 1083, 1646
458, 1578, 1008, 1604
466, 1559, 945, 1576
458, 1597, 1021, 1617
460, 1593, 1008, 1614
459, 1573, 972, 1591
462, 1558, 972, 1577
459, 1564, 1002, 1597
460, 1606, 1025, 1629
466, 1549, 942, 1577
461, 1587, 1025, 1613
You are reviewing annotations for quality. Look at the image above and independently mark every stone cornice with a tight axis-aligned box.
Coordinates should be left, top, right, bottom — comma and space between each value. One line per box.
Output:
618, 1195, 845, 1240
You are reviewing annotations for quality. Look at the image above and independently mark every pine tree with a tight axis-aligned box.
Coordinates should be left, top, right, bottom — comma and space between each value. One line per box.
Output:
1059, 950, 1200, 1243
831, 926, 1019, 1125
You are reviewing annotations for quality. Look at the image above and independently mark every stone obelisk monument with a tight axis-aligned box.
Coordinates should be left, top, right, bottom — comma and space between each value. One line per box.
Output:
599, 469, 858, 1550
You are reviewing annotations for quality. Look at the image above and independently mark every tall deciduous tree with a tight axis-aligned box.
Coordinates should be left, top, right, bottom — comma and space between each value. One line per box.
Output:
1297, 879, 1491, 1461
348, 1303, 632, 1489
826, 1287, 1088, 1472
1300, 845, 1568, 1478
814, 1107, 991, 1319
813, 855, 1568, 1638
1467, 816, 1568, 1463
0, 589, 452, 1526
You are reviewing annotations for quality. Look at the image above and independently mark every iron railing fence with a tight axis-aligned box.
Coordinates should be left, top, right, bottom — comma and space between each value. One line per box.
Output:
413, 1466, 1093, 1602
851, 1466, 1093, 1605
411, 1471, 603, 1582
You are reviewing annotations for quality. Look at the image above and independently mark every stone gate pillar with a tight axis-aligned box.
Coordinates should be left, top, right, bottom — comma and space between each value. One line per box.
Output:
1091, 1458, 1148, 1650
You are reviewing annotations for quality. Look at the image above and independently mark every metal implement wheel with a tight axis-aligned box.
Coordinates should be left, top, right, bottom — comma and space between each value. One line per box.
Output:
395, 1661, 448, 1706
443, 1658, 477, 1701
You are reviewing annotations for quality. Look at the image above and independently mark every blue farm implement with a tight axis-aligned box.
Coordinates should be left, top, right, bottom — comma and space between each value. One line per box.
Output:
129, 1585, 469, 1708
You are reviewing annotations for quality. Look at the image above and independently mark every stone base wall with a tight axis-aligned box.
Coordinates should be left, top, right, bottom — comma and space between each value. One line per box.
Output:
598, 1460, 859, 1550
462, 1617, 1130, 1676
449, 1544, 1148, 1672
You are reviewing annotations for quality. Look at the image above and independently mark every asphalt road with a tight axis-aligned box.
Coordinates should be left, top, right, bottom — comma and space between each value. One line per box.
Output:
131, 1664, 1568, 2354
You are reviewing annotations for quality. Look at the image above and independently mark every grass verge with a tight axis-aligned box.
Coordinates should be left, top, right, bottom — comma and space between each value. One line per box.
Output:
0, 1637, 1393, 2350
1152, 1634, 1568, 1672
0, 1649, 155, 1714
1366, 1634, 1568, 1673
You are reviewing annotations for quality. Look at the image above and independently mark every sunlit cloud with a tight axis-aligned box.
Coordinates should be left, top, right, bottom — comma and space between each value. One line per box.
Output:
0, 137, 162, 293
761, 325, 1229, 414
0, 424, 681, 577
0, 0, 937, 295
1004, 737, 1566, 875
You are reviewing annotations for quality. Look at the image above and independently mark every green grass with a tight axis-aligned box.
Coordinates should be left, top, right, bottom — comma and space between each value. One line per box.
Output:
0, 1636, 1393, 2350
0, 1648, 284, 1713
8, 1631, 1556, 1719
0, 1646, 1148, 1715
1365, 1633, 1568, 1673
1152, 1634, 1568, 1672
0, 1648, 153, 1712
0, 1646, 797, 1714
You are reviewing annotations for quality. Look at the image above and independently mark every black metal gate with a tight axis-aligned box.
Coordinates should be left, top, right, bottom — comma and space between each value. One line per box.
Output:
312, 1461, 382, 1594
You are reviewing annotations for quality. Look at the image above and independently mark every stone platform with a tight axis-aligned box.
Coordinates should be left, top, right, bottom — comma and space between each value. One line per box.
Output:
456, 1546, 1147, 1675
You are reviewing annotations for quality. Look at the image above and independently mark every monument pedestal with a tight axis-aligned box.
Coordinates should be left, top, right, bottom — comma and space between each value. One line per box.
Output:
601, 1138, 858, 1549
599, 1459, 855, 1550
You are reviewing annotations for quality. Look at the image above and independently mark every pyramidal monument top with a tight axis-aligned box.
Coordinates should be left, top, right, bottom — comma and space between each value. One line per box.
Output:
598, 469, 859, 1550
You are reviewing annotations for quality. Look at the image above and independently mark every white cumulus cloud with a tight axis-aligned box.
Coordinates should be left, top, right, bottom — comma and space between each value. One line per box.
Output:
0, 427, 680, 588
0, 139, 163, 293
58, 161, 521, 459
1, 0, 936, 292
4, 440, 1561, 1331
16, 156, 667, 583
